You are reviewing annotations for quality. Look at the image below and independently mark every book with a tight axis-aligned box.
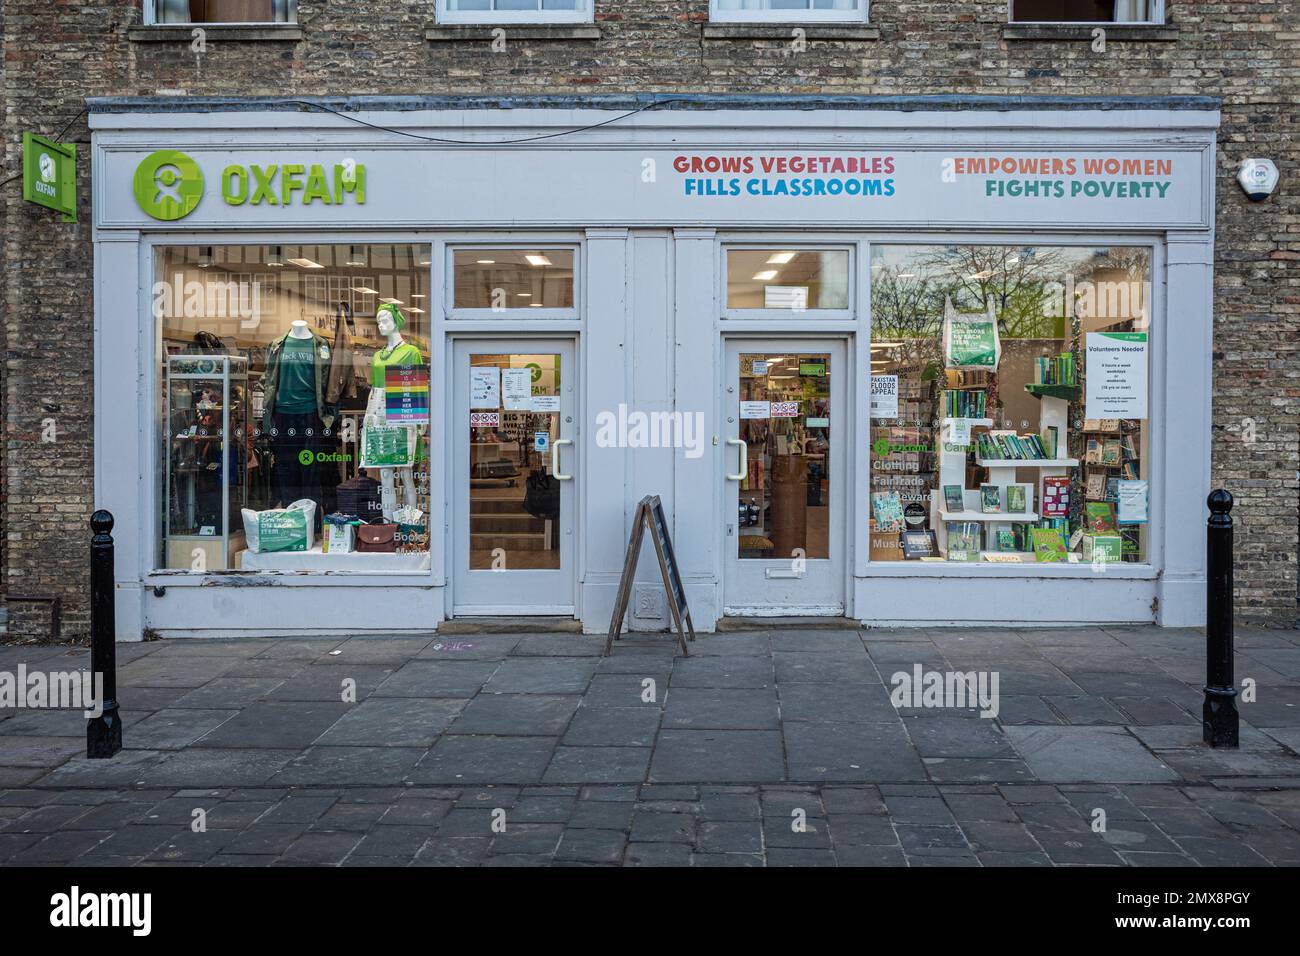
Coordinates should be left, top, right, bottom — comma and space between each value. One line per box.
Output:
1045, 425, 1059, 459
1031, 527, 1068, 562
1101, 439, 1122, 466
945, 521, 981, 561
942, 484, 966, 513
1086, 474, 1106, 500
1041, 476, 1070, 517
1085, 438, 1103, 464
1006, 484, 1027, 514
1084, 501, 1118, 533
997, 529, 1017, 552
980, 484, 1002, 513
871, 492, 905, 532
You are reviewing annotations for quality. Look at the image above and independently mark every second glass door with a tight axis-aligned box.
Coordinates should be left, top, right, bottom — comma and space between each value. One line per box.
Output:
723, 339, 847, 614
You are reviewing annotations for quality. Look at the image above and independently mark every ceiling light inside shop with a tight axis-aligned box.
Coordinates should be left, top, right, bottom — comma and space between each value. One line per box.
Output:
516, 293, 532, 297
380, 298, 403, 305
476, 259, 496, 265
346, 246, 367, 266
410, 294, 426, 299
266, 246, 285, 267
408, 307, 426, 314
752, 270, 778, 282
288, 258, 324, 269
525, 254, 553, 267
353, 286, 379, 295
766, 252, 796, 265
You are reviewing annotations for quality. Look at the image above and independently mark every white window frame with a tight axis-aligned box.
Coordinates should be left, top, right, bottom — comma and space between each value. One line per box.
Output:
436, 0, 594, 25
142, 1, 297, 26
1008, 0, 1165, 25
709, 0, 869, 24
721, 244, 856, 322
446, 243, 582, 320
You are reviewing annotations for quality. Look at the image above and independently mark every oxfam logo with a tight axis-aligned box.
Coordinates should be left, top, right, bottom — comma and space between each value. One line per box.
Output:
38, 153, 56, 184
133, 150, 204, 221
298, 449, 316, 467
873, 437, 928, 457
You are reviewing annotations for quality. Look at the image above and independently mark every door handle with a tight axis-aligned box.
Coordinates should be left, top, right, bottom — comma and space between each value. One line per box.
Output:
552, 438, 574, 481
726, 438, 747, 481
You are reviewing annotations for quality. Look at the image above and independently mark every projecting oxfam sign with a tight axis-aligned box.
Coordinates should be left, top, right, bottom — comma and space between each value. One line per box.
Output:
132, 150, 366, 221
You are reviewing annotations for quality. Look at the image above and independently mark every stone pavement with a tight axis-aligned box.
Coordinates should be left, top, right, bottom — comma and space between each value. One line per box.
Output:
1, 626, 1299, 867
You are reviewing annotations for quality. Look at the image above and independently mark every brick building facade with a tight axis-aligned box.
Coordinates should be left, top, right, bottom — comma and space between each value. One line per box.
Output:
2, 2, 1296, 638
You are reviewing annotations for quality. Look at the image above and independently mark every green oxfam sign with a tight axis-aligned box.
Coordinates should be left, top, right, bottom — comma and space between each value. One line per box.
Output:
132, 151, 367, 220
23, 132, 77, 222
133, 150, 205, 221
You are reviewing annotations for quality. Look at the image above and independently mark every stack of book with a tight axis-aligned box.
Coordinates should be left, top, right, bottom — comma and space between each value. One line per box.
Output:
1035, 352, 1076, 386
976, 432, 1051, 460
943, 389, 987, 418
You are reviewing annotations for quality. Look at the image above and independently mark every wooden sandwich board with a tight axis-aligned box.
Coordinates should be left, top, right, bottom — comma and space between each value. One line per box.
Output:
605, 495, 695, 657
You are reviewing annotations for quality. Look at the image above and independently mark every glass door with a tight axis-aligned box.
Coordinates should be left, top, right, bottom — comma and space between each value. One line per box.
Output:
452, 339, 577, 614
722, 339, 847, 613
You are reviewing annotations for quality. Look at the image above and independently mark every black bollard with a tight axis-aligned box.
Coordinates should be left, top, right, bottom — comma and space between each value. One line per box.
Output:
1203, 490, 1239, 748
87, 510, 122, 758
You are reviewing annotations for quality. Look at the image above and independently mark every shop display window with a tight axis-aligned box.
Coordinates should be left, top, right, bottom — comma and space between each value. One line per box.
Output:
869, 244, 1151, 565
451, 248, 575, 311
726, 249, 851, 311
154, 243, 432, 572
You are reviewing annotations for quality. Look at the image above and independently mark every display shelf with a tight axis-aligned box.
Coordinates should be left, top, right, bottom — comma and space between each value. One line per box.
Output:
978, 458, 1079, 468
941, 510, 1039, 522
1024, 383, 1081, 401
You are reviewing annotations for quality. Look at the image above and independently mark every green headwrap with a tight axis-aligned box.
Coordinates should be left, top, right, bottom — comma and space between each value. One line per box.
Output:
377, 303, 407, 331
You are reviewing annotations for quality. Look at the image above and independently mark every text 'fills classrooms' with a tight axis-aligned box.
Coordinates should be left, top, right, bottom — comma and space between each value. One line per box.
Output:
674, 153, 897, 199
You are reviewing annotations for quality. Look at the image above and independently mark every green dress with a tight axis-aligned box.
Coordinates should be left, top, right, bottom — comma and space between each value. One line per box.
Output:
370, 342, 427, 463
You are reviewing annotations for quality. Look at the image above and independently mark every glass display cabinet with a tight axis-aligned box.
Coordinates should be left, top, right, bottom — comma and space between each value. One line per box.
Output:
164, 355, 249, 570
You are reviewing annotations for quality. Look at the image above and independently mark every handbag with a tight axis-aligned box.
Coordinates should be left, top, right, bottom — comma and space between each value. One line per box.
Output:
523, 469, 560, 521
336, 476, 383, 525
355, 524, 399, 553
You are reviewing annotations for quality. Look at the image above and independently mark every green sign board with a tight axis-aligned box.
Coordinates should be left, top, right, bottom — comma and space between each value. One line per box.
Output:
23, 132, 76, 222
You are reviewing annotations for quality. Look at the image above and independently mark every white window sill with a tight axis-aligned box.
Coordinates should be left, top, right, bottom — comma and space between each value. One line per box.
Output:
427, 24, 601, 41
703, 23, 879, 41
1003, 23, 1177, 42
129, 24, 302, 42
860, 562, 1157, 579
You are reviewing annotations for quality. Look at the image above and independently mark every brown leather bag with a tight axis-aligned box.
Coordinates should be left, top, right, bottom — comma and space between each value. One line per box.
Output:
355, 524, 398, 553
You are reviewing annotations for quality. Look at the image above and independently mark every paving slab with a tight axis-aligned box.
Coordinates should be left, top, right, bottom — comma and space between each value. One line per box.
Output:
412, 735, 557, 785
649, 730, 785, 783
1005, 726, 1180, 783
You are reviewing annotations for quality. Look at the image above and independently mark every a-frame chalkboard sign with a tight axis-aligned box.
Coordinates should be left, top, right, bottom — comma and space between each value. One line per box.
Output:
605, 495, 695, 657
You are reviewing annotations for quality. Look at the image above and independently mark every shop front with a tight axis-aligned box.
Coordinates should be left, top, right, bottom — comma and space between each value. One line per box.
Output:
88, 95, 1218, 638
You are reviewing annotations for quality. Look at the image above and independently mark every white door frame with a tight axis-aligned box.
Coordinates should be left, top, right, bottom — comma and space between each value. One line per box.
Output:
449, 336, 580, 616
721, 336, 850, 616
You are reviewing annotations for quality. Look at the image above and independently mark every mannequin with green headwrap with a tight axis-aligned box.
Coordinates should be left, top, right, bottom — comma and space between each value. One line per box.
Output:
363, 303, 424, 520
